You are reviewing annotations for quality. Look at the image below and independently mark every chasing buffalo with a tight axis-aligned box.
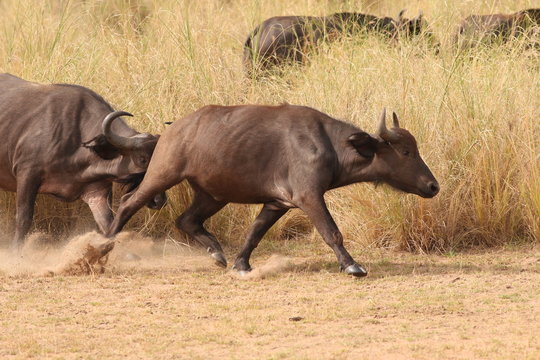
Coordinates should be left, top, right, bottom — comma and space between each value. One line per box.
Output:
0, 73, 165, 249
243, 10, 429, 73
456, 8, 540, 46
105, 104, 439, 277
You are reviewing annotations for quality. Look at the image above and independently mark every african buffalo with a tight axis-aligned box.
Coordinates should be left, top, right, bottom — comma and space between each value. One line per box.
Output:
456, 8, 540, 46
243, 10, 428, 73
0, 73, 165, 249
106, 104, 439, 277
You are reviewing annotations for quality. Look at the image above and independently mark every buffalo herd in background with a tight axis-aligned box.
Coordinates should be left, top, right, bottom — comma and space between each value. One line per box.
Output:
457, 8, 540, 44
0, 7, 538, 277
244, 8, 540, 72
244, 9, 431, 72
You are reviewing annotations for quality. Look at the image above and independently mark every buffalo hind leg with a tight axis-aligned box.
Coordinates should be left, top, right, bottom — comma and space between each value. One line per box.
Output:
298, 195, 367, 277
175, 189, 228, 268
233, 205, 288, 274
13, 172, 41, 251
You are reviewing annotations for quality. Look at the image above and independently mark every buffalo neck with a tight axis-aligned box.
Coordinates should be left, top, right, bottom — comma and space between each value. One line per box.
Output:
320, 118, 381, 189
331, 145, 380, 189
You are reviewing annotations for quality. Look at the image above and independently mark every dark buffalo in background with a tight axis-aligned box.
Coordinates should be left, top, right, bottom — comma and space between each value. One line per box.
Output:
456, 8, 540, 46
243, 10, 431, 73
0, 73, 166, 249
105, 104, 439, 278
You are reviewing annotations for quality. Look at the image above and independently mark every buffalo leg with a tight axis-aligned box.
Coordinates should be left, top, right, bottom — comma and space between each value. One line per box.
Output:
82, 185, 113, 234
175, 189, 228, 267
298, 195, 367, 277
106, 182, 169, 238
13, 173, 40, 250
233, 205, 288, 273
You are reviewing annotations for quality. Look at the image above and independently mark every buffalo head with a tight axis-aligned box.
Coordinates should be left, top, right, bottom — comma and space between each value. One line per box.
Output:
348, 108, 439, 198
101, 111, 159, 172
395, 10, 425, 37
83, 111, 167, 209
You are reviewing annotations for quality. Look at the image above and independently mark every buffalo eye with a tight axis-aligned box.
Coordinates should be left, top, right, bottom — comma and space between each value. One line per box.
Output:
403, 150, 410, 156
138, 156, 148, 166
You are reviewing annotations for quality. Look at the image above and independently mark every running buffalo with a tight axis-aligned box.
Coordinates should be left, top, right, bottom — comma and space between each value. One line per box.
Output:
0, 73, 165, 249
243, 10, 427, 72
456, 8, 540, 46
105, 104, 439, 277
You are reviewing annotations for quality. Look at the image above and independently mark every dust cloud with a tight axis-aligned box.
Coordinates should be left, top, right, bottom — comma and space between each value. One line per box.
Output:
0, 231, 114, 276
107, 232, 216, 273
231, 254, 307, 280
0, 232, 307, 278
0, 231, 216, 277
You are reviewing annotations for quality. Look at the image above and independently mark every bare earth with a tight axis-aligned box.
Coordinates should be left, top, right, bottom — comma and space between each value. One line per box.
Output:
0, 233, 538, 360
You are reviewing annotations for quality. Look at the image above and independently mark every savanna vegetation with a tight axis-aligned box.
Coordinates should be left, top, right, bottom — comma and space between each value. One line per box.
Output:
0, 0, 538, 253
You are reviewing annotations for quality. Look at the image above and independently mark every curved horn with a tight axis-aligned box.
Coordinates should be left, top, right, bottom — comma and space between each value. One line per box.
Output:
376, 108, 400, 142
102, 111, 144, 150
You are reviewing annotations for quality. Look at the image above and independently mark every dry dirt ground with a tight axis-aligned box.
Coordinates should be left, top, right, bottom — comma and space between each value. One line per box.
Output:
0, 232, 539, 360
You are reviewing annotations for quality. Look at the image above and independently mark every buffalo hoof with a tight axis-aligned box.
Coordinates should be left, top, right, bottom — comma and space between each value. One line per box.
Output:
211, 251, 227, 268
232, 264, 252, 276
341, 263, 368, 277
96, 240, 115, 258
146, 193, 167, 210
236, 269, 251, 277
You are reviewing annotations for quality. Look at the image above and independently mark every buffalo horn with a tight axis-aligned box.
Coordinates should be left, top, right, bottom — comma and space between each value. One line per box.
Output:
392, 112, 400, 128
410, 11, 423, 23
102, 111, 146, 150
397, 9, 406, 22
377, 108, 400, 142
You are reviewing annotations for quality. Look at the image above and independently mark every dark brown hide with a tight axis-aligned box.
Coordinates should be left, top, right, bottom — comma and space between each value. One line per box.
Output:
0, 73, 165, 248
456, 8, 540, 46
243, 11, 431, 73
107, 104, 439, 277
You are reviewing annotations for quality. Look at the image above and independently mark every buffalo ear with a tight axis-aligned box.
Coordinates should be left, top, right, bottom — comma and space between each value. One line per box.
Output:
82, 135, 121, 160
348, 132, 378, 158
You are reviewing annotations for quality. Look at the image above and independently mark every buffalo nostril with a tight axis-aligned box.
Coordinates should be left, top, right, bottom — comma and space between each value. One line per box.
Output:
428, 182, 440, 195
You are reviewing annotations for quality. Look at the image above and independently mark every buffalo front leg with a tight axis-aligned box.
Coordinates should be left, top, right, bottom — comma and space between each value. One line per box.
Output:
13, 172, 41, 250
175, 189, 228, 268
106, 182, 168, 238
82, 184, 113, 234
233, 205, 288, 274
298, 195, 367, 277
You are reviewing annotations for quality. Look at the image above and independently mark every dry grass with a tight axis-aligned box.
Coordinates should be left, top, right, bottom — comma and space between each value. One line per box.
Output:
0, 237, 539, 359
0, 0, 538, 253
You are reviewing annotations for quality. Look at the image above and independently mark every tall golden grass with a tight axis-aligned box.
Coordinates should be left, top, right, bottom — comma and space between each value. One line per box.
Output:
0, 0, 538, 251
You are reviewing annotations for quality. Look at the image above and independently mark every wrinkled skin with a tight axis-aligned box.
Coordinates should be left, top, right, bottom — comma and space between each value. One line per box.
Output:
456, 8, 540, 46
106, 104, 439, 277
243, 10, 432, 73
0, 73, 166, 249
